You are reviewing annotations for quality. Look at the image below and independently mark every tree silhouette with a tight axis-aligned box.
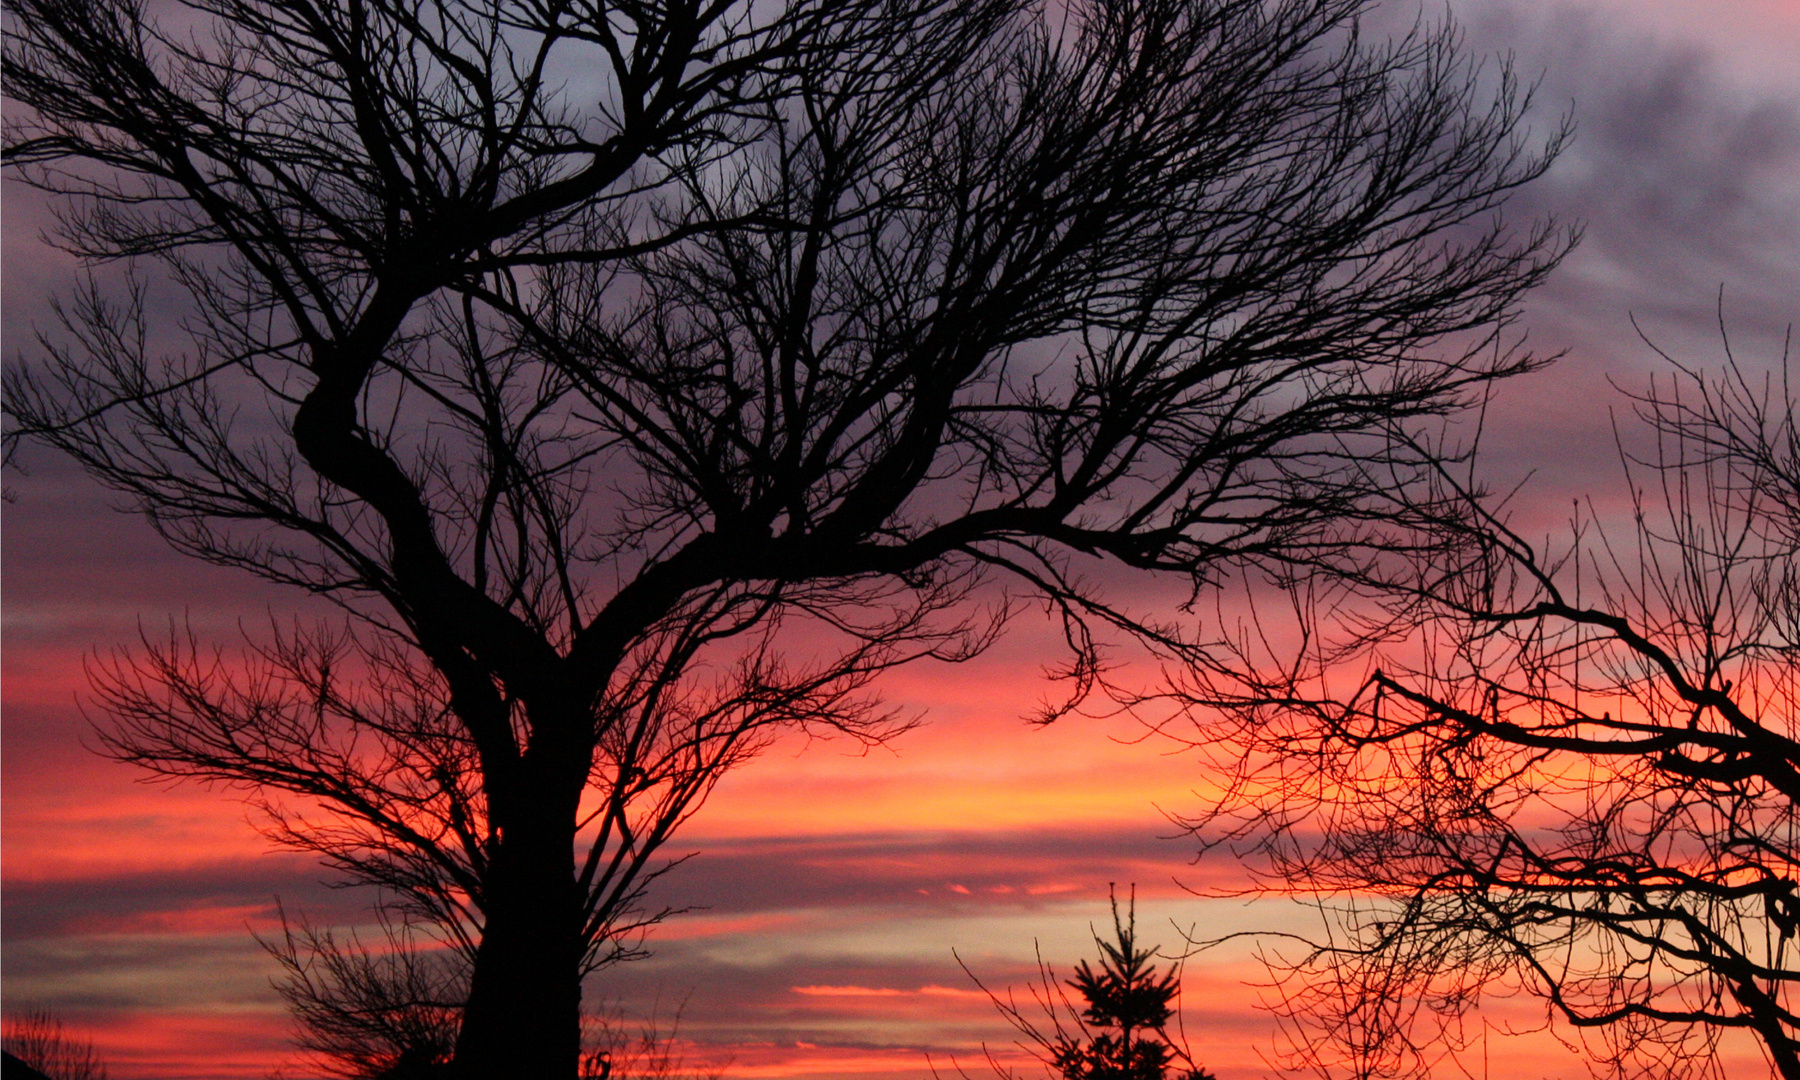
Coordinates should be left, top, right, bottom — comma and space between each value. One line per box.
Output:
1177, 326, 1800, 1078
4, 0, 1571, 1073
1053, 900, 1215, 1080
959, 889, 1215, 1080
1, 1010, 106, 1080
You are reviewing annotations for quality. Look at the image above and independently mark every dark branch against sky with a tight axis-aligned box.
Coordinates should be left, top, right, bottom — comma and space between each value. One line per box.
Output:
2, 2, 1797, 1078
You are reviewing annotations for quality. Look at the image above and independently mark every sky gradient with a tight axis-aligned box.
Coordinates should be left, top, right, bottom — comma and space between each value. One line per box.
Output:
4, 1, 1799, 1077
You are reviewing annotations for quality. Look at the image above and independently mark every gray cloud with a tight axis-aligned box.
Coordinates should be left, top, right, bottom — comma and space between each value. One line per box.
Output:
1466, 0, 1800, 346
1, 825, 1206, 943
640, 826, 1207, 919
0, 932, 279, 1013
1368, 0, 1800, 514
2, 854, 375, 942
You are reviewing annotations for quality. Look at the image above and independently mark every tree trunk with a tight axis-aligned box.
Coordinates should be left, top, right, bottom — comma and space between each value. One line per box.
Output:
452, 792, 585, 1079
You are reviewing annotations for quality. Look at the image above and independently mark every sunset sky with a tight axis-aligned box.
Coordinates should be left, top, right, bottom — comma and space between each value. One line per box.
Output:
4, 1, 1799, 1078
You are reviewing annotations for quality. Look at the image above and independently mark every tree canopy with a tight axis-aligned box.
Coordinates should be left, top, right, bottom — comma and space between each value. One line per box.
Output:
4, 0, 1571, 1073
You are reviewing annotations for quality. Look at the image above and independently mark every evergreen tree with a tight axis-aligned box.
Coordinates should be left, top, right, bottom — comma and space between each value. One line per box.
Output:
1050, 896, 1215, 1080
960, 889, 1216, 1080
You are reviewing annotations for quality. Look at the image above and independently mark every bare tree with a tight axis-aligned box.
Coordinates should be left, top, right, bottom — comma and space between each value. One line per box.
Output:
4, 0, 1571, 1073
1, 1009, 107, 1080
1178, 325, 1800, 1078
264, 907, 467, 1079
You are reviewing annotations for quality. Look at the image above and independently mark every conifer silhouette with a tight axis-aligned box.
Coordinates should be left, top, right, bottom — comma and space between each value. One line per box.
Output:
957, 888, 1215, 1080
1051, 893, 1215, 1080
